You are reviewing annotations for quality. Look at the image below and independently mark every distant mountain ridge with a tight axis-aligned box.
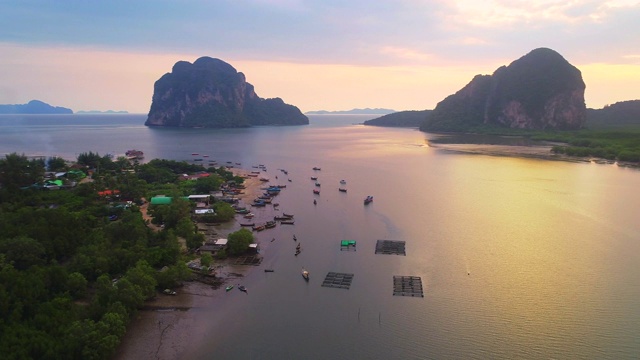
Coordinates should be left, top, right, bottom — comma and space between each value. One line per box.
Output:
0, 100, 72, 114
306, 108, 395, 115
145, 57, 308, 128
77, 110, 129, 114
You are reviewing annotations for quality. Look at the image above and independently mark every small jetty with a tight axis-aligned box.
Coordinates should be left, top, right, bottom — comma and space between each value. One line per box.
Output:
234, 256, 262, 266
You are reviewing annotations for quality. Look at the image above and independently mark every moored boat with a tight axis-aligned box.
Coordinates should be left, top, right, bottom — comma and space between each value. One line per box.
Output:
302, 268, 309, 281
339, 188, 347, 192
225, 285, 234, 292
238, 285, 247, 293
364, 195, 374, 204
313, 189, 320, 194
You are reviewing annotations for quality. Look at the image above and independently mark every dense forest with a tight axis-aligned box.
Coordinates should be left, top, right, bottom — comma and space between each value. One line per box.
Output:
0, 152, 248, 359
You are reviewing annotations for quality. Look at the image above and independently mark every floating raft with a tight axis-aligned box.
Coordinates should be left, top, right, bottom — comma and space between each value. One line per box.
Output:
393, 276, 424, 297
340, 240, 356, 251
375, 240, 406, 256
321, 272, 354, 289
234, 255, 263, 266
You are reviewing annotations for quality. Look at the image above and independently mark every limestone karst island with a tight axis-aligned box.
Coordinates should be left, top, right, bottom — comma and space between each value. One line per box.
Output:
144, 57, 308, 128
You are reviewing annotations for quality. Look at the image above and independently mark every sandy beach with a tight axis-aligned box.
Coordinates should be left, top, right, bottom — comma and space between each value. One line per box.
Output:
114, 168, 267, 360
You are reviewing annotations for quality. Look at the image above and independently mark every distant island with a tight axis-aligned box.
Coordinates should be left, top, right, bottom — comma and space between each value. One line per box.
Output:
306, 108, 395, 115
76, 110, 129, 114
0, 100, 72, 114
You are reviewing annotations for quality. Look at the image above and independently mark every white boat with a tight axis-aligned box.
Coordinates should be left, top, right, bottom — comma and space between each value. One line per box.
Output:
302, 268, 309, 281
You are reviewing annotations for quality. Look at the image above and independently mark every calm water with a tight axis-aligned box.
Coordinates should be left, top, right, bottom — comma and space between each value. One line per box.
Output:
2, 114, 639, 359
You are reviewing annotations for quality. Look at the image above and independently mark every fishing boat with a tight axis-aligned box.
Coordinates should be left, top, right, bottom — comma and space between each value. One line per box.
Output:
238, 285, 247, 293
339, 188, 347, 192
125, 149, 144, 159
340, 179, 346, 184
240, 222, 255, 227
315, 182, 321, 187
313, 189, 320, 194
310, 176, 318, 180
302, 268, 309, 281
280, 220, 295, 225
265, 220, 277, 229
225, 285, 234, 292
312, 167, 321, 171
293, 235, 297, 241
264, 269, 274, 272
364, 195, 374, 204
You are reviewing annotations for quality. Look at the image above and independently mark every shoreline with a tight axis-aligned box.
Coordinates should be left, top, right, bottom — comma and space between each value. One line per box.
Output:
429, 143, 639, 169
114, 167, 269, 360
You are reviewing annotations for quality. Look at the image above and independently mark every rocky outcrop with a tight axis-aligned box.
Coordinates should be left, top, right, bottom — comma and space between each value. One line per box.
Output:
145, 57, 308, 127
420, 48, 586, 132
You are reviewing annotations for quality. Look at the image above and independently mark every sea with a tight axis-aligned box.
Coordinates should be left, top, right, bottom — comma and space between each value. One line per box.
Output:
1, 114, 639, 359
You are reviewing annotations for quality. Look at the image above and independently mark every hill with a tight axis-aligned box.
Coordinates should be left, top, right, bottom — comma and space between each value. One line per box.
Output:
420, 48, 586, 132
363, 110, 431, 127
306, 108, 395, 115
0, 100, 73, 114
145, 57, 308, 128
586, 100, 640, 128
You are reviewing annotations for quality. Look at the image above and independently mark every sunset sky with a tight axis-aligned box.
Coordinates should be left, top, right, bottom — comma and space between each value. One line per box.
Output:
0, 0, 638, 114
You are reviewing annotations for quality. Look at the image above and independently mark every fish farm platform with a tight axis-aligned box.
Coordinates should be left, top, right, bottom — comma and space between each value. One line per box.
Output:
340, 240, 356, 251
321, 272, 354, 289
375, 240, 406, 256
393, 276, 424, 297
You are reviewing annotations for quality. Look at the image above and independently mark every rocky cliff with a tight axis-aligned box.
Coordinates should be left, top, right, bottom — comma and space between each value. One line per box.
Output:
145, 57, 308, 127
420, 48, 586, 132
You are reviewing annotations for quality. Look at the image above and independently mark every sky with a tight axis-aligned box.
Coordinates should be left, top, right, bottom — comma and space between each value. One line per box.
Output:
0, 0, 638, 114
